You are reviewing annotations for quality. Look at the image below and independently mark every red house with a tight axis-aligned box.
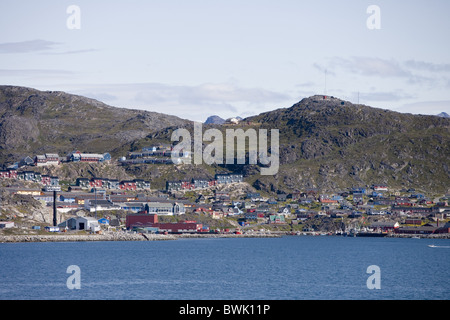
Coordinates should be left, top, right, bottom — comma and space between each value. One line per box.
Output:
120, 180, 137, 191
0, 170, 10, 178
208, 180, 217, 187
9, 170, 18, 179
90, 178, 104, 189
181, 181, 193, 190
319, 195, 338, 204
41, 175, 52, 186
0, 169, 17, 179
126, 214, 158, 229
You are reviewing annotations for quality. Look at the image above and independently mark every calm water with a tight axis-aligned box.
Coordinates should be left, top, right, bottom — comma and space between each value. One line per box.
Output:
0, 236, 448, 300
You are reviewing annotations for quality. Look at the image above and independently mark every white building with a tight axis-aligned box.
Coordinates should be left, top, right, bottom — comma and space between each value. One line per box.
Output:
0, 221, 14, 229
84, 199, 120, 213
77, 217, 100, 232
34, 153, 60, 166
59, 216, 100, 232
145, 202, 186, 216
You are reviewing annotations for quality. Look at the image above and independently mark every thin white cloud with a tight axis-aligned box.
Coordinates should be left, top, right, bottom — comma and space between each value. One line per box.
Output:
0, 40, 61, 54
360, 91, 415, 102
404, 60, 450, 73
331, 56, 412, 78
69, 82, 293, 121
317, 56, 448, 88
0, 69, 73, 76
397, 100, 450, 115
44, 49, 98, 55
0, 39, 97, 56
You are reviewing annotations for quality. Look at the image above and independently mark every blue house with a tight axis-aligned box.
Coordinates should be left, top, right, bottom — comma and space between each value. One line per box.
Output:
60, 194, 76, 203
101, 153, 112, 162
351, 187, 366, 194
98, 218, 110, 225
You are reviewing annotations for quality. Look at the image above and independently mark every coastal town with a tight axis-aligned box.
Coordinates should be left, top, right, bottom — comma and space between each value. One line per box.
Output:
0, 145, 449, 241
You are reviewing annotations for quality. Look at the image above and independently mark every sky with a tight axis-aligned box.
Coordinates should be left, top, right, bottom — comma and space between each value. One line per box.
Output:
0, 0, 449, 121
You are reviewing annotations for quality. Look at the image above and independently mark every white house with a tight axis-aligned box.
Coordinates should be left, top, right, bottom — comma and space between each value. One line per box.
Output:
84, 199, 119, 213
373, 184, 388, 192
0, 221, 14, 229
35, 154, 60, 166
45, 226, 60, 232
278, 207, 292, 216
144, 202, 185, 216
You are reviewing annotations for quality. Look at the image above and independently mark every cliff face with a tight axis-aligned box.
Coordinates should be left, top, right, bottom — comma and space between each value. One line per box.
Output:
0, 86, 189, 163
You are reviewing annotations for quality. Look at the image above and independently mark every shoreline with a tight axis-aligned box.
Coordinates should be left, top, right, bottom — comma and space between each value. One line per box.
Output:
0, 232, 281, 243
0, 232, 448, 243
0, 233, 176, 243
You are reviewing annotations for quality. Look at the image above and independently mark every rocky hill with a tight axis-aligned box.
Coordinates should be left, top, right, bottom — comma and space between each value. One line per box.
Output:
0, 85, 189, 164
245, 95, 450, 193
1, 87, 448, 194
204, 115, 225, 124
116, 95, 450, 194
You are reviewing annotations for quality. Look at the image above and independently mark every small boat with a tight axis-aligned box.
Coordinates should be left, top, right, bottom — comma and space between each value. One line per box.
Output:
428, 244, 437, 248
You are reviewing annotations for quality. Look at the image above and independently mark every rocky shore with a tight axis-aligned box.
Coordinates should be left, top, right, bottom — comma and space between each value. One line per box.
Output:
387, 233, 450, 239
0, 232, 282, 243
175, 233, 281, 239
0, 233, 177, 243
1, 231, 448, 243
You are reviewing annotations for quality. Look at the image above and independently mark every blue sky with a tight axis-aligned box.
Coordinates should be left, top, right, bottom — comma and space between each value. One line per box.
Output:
0, 0, 449, 121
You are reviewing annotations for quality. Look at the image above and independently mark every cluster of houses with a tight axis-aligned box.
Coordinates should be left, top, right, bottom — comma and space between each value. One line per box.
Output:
119, 144, 190, 165
7, 144, 195, 169
125, 213, 206, 233
166, 173, 244, 191
1, 145, 449, 236
366, 220, 450, 235
0, 168, 60, 190
8, 151, 112, 169
28, 189, 186, 216
75, 177, 150, 191
0, 167, 151, 193
43, 213, 205, 234
48, 213, 206, 234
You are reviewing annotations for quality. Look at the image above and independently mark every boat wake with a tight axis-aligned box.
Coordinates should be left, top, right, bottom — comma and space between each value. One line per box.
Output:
428, 244, 450, 248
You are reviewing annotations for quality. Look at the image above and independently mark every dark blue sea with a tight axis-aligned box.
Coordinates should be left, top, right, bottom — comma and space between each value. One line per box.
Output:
0, 236, 449, 300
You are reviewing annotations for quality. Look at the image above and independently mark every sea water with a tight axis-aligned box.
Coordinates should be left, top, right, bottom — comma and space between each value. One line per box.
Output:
0, 236, 448, 300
